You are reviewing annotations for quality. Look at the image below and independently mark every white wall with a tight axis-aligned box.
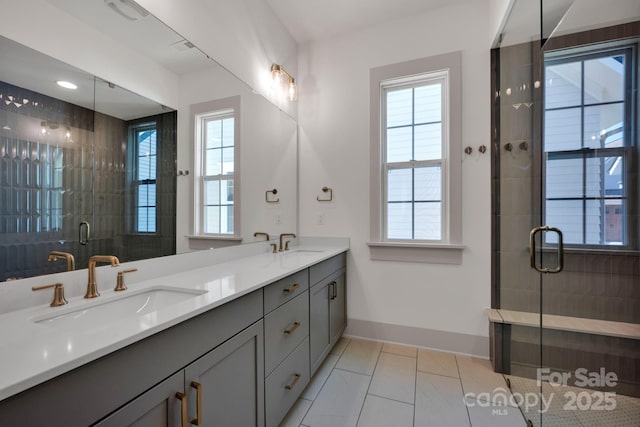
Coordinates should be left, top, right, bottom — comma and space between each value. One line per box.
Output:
489, 0, 514, 46
298, 0, 492, 347
135, 0, 299, 119
0, 0, 180, 110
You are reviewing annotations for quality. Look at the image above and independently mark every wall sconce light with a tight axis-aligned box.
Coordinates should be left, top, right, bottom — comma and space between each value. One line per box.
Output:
271, 64, 298, 101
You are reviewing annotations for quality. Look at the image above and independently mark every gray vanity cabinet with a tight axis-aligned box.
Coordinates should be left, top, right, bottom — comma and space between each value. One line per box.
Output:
184, 320, 264, 427
94, 371, 184, 427
309, 254, 347, 375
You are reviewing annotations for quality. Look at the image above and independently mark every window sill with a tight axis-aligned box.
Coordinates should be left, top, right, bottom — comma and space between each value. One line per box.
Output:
186, 235, 243, 250
367, 241, 465, 264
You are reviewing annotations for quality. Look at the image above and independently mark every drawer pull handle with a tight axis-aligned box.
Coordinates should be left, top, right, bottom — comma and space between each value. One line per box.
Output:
284, 322, 301, 335
176, 392, 188, 427
190, 381, 202, 425
284, 373, 302, 390
283, 283, 300, 294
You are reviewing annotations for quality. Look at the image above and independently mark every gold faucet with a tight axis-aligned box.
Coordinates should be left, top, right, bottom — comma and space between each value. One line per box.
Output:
254, 232, 270, 241
86, 255, 119, 299
48, 251, 75, 271
279, 233, 296, 252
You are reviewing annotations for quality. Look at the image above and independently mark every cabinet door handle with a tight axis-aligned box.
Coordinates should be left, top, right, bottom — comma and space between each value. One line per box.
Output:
330, 281, 337, 300
283, 283, 300, 294
190, 381, 202, 425
175, 392, 188, 427
284, 321, 301, 335
284, 373, 301, 390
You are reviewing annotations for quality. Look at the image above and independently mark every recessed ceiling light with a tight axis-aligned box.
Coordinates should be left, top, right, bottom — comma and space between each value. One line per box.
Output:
56, 81, 78, 90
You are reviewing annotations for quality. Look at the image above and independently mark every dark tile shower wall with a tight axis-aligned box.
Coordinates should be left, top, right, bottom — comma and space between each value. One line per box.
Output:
492, 30, 639, 396
0, 82, 176, 281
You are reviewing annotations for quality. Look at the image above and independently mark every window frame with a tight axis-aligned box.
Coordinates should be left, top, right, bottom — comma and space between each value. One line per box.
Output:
368, 52, 464, 264
542, 45, 637, 249
190, 96, 241, 241
127, 121, 158, 235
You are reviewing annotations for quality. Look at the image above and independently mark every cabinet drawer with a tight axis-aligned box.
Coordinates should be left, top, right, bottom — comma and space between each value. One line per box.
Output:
310, 253, 346, 286
265, 337, 310, 427
264, 269, 309, 314
264, 290, 309, 375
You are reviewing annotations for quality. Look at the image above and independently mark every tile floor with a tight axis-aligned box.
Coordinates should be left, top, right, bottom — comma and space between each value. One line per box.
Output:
279, 337, 640, 427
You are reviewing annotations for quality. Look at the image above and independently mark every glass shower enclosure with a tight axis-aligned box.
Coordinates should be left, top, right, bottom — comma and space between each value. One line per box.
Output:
492, 1, 639, 426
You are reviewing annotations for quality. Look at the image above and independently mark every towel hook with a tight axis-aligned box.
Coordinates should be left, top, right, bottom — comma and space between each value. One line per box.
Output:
317, 186, 333, 202
265, 188, 279, 203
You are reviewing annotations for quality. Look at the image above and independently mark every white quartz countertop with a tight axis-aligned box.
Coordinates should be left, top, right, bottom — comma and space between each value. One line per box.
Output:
0, 242, 348, 401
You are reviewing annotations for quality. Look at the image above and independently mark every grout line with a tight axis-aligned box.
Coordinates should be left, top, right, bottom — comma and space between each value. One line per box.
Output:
416, 367, 460, 380
354, 343, 383, 427
454, 355, 474, 427
366, 392, 415, 407
332, 367, 375, 377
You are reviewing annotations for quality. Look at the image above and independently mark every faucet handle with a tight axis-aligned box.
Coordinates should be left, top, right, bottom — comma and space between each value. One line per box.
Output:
270, 243, 278, 253
32, 283, 67, 307
115, 268, 138, 292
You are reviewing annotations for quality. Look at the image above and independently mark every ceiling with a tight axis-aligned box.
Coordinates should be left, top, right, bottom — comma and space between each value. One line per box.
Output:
265, 0, 468, 44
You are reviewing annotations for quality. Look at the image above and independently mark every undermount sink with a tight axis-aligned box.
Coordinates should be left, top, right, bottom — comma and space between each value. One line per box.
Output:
33, 287, 207, 327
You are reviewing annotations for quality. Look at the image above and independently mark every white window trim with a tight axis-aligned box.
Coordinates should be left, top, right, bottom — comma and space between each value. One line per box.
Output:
188, 96, 241, 244
369, 52, 464, 264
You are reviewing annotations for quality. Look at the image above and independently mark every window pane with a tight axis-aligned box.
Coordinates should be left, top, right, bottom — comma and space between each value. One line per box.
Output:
387, 169, 412, 202
206, 148, 222, 176
585, 157, 603, 198
206, 120, 222, 149
544, 108, 581, 151
604, 156, 623, 197
414, 202, 441, 240
545, 62, 582, 109
414, 84, 441, 123
604, 201, 624, 245
137, 207, 155, 233
204, 206, 220, 234
387, 89, 413, 127
583, 103, 624, 149
585, 199, 603, 245
387, 203, 412, 239
221, 205, 234, 234
545, 199, 583, 244
222, 118, 234, 147
546, 158, 582, 198
205, 180, 220, 205
221, 179, 234, 203
386, 127, 412, 162
414, 166, 441, 201
414, 123, 441, 160
222, 148, 234, 175
137, 154, 156, 180
584, 56, 625, 105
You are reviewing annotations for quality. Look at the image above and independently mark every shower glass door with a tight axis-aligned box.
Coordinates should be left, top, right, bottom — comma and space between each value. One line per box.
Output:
494, 1, 640, 426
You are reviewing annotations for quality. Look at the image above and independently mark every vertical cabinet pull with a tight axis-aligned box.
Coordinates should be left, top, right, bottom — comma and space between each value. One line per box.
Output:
190, 381, 203, 425
175, 392, 188, 427
283, 283, 300, 294
329, 281, 337, 300
284, 373, 301, 390
529, 226, 564, 274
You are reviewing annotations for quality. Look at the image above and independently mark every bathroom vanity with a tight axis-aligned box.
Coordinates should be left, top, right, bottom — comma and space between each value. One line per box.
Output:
0, 240, 347, 426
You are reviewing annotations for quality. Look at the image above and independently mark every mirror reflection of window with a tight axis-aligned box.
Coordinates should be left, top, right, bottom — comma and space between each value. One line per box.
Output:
128, 122, 158, 234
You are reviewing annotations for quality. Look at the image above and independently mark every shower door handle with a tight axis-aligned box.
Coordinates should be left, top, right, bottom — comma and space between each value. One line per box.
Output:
79, 221, 91, 246
529, 226, 564, 274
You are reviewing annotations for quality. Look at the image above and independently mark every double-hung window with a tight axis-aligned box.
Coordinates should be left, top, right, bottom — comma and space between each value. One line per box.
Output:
369, 52, 463, 263
130, 122, 157, 233
544, 45, 636, 248
194, 99, 240, 237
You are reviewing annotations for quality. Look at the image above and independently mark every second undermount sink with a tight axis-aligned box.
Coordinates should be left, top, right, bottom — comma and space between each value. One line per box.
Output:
33, 287, 207, 328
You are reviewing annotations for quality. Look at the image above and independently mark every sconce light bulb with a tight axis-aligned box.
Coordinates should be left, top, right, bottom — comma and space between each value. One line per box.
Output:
288, 81, 297, 101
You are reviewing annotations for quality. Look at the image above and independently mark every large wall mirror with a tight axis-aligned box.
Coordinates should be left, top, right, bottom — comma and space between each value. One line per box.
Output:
0, 0, 297, 281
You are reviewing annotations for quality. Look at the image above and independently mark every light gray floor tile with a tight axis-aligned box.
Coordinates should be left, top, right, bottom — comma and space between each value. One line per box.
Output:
382, 342, 417, 358
278, 398, 312, 427
572, 392, 640, 427
356, 395, 414, 427
302, 354, 339, 400
465, 398, 527, 427
335, 338, 382, 376
456, 356, 512, 405
414, 371, 471, 427
330, 337, 351, 356
417, 348, 459, 378
368, 352, 416, 404
302, 369, 371, 427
